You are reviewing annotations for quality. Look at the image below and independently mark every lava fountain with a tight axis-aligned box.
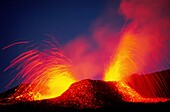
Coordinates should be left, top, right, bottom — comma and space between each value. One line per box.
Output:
104, 31, 141, 82
104, 22, 169, 98
4, 37, 76, 100
104, 28, 168, 101
104, 0, 170, 98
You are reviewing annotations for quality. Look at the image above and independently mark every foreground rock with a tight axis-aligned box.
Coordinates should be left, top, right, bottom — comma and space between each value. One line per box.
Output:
0, 79, 169, 111
46, 79, 165, 109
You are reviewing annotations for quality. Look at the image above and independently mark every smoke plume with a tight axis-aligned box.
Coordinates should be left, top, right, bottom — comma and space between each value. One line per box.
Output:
119, 0, 170, 73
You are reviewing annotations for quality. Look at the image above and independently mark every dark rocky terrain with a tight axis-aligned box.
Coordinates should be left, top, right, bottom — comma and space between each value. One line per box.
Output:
127, 69, 170, 98
0, 69, 170, 112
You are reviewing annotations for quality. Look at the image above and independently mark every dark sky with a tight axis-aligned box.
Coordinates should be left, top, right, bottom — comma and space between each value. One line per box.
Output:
0, 0, 108, 45
0, 0, 122, 92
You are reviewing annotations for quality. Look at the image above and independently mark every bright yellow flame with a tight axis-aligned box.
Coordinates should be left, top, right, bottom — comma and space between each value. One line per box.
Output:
40, 72, 76, 99
27, 58, 77, 100
104, 33, 140, 81
6, 38, 77, 101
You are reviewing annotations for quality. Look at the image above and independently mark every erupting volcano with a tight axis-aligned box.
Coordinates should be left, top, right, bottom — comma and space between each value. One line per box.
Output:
0, 35, 169, 111
0, 0, 170, 111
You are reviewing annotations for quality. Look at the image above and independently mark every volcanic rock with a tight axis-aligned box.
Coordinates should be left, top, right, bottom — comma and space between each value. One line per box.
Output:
0, 84, 40, 104
0, 76, 170, 111
127, 69, 170, 98
47, 79, 144, 109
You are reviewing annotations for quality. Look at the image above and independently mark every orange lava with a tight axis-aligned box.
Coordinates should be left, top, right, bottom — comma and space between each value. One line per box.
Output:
115, 81, 167, 103
5, 38, 76, 100
104, 28, 168, 101
104, 33, 140, 81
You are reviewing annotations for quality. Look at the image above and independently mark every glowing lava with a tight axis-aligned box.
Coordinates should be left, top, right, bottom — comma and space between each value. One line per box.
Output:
104, 32, 140, 81
104, 24, 168, 101
5, 37, 76, 100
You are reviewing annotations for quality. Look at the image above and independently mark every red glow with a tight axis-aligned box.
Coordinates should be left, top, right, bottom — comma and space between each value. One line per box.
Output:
2, 41, 30, 50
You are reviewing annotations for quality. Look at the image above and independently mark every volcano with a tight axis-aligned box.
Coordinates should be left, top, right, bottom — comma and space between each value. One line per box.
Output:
0, 70, 170, 112
0, 70, 170, 111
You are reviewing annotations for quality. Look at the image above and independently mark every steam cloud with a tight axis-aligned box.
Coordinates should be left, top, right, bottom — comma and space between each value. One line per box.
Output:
64, 0, 170, 80
120, 0, 170, 73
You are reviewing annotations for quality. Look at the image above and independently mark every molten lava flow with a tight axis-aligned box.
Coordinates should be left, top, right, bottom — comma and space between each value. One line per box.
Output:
5, 38, 76, 100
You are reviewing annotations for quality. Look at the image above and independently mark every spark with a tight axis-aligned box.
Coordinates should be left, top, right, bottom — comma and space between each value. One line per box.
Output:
2, 41, 30, 50
5, 37, 76, 100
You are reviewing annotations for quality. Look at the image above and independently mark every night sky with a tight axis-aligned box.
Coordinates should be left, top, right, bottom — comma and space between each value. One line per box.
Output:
0, 0, 122, 92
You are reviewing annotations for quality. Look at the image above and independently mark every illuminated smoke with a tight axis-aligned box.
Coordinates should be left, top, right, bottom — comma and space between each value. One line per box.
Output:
64, 0, 170, 81
119, 0, 170, 73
